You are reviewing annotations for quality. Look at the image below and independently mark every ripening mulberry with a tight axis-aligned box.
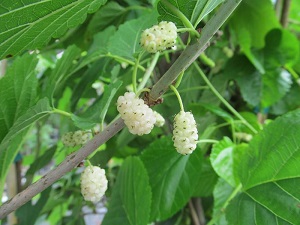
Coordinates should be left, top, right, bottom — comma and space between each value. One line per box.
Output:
173, 111, 198, 155
80, 166, 108, 203
61, 131, 90, 147
140, 21, 177, 53
117, 92, 156, 135
154, 111, 165, 127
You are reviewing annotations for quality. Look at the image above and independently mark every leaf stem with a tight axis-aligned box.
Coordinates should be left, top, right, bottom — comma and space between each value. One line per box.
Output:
161, 0, 195, 30
170, 85, 184, 112
52, 108, 72, 117
132, 54, 141, 94
177, 28, 200, 38
285, 65, 299, 79
163, 86, 208, 97
136, 88, 151, 97
207, 183, 242, 225
197, 139, 218, 144
106, 53, 146, 72
86, 160, 92, 167
137, 52, 160, 91
193, 63, 258, 134
174, 70, 184, 88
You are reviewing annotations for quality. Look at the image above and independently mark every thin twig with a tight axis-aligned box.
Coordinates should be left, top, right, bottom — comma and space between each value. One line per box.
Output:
0, 59, 7, 77
280, 0, 291, 27
189, 200, 200, 225
0, 118, 125, 219
275, 0, 283, 19
194, 198, 206, 225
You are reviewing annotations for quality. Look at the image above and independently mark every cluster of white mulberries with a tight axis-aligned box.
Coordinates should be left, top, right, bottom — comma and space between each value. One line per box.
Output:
61, 131, 90, 147
172, 111, 198, 155
80, 166, 108, 203
117, 92, 156, 135
140, 21, 178, 53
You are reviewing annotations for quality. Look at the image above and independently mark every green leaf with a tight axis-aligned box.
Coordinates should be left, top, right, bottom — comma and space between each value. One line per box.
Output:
102, 157, 151, 225
261, 69, 292, 108
190, 0, 224, 27
264, 29, 299, 67
107, 11, 158, 60
227, 192, 294, 225
239, 109, 300, 189
235, 112, 262, 135
192, 103, 233, 121
140, 136, 203, 221
157, 0, 224, 28
43, 45, 81, 106
0, 54, 38, 141
228, 109, 300, 224
74, 26, 116, 72
0, 98, 52, 197
71, 80, 122, 129
88, 26, 116, 56
0, 132, 28, 197
210, 137, 238, 187
0, 53, 39, 196
212, 179, 234, 225
289, 0, 300, 32
224, 54, 292, 108
70, 59, 109, 110
0, 98, 52, 155
192, 158, 218, 197
25, 145, 57, 177
229, 0, 279, 49
270, 83, 300, 115
228, 0, 280, 73
0, 0, 107, 59
224, 55, 261, 106
85, 1, 127, 39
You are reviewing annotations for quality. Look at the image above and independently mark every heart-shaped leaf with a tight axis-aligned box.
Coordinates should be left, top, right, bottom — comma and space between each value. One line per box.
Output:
140, 136, 203, 221
102, 157, 151, 225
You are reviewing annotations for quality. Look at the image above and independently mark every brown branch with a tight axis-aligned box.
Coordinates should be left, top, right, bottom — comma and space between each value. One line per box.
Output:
194, 198, 206, 225
0, 118, 125, 219
189, 200, 200, 225
275, 0, 283, 19
280, 0, 291, 28
0, 59, 7, 78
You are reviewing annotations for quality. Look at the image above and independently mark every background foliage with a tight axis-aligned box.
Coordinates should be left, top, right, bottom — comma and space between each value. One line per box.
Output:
0, 0, 300, 224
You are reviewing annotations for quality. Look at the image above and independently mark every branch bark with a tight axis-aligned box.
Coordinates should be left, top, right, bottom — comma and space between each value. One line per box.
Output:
280, 0, 291, 28
0, 118, 125, 219
149, 0, 242, 101
0, 0, 242, 219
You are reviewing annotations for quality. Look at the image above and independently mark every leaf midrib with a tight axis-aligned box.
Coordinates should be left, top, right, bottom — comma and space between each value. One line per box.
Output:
0, 0, 86, 55
0, 0, 52, 18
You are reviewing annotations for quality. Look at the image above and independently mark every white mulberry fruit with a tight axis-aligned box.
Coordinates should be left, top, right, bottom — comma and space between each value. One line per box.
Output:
154, 111, 165, 127
80, 166, 108, 203
140, 21, 177, 53
61, 131, 90, 147
173, 111, 198, 155
117, 92, 156, 135
61, 132, 76, 147
73, 130, 90, 146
